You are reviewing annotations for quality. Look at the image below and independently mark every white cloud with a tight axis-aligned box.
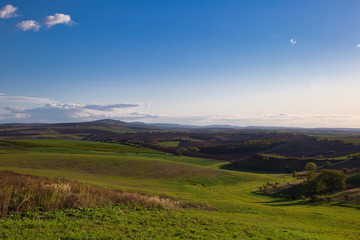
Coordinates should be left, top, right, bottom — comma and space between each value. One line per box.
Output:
357, 44, 360, 48
0, 4, 17, 19
290, 38, 297, 45
43, 13, 73, 28
0, 93, 55, 104
0, 101, 148, 123
17, 20, 41, 32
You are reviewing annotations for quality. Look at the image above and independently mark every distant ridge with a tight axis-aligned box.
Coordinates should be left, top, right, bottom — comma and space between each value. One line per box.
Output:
1, 119, 360, 132
91, 119, 132, 127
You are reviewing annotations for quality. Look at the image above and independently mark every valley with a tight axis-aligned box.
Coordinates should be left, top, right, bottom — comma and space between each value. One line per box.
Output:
0, 120, 360, 239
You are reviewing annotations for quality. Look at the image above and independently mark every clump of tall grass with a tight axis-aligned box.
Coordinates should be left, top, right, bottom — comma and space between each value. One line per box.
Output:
0, 171, 180, 217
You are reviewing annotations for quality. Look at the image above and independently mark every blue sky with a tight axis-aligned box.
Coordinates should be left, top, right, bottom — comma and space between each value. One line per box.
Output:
1, 0, 360, 127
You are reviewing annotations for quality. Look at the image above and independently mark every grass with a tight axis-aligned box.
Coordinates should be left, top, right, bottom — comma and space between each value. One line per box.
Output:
0, 139, 160, 154
126, 153, 223, 167
0, 152, 239, 187
28, 134, 87, 140
0, 171, 180, 218
156, 141, 180, 147
0, 138, 360, 239
310, 135, 360, 145
260, 153, 291, 159
0, 206, 328, 240
260, 152, 355, 161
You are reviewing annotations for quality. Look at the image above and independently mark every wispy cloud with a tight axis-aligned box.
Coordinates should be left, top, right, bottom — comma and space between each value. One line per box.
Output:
43, 13, 73, 28
357, 44, 360, 48
84, 103, 145, 111
0, 4, 17, 19
290, 38, 297, 45
0, 93, 55, 104
17, 20, 41, 32
0, 99, 148, 123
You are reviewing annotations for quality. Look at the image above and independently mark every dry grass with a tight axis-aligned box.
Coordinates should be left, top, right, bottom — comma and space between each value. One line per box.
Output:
313, 188, 360, 203
260, 179, 305, 195
0, 170, 181, 217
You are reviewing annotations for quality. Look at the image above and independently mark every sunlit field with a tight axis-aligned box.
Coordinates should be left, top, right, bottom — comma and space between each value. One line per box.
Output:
0, 139, 359, 239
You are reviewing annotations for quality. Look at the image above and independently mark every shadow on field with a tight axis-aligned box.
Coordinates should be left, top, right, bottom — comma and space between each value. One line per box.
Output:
263, 198, 360, 209
252, 190, 313, 207
262, 198, 311, 207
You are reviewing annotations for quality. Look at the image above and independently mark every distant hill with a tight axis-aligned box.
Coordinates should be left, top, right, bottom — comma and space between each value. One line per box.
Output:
2, 119, 360, 173
2, 118, 360, 132
0, 119, 161, 140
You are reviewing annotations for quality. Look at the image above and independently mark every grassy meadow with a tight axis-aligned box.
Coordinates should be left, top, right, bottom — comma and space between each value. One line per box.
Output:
0, 139, 359, 239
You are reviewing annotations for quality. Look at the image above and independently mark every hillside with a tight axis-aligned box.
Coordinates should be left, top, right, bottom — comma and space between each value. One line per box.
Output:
2, 119, 360, 173
0, 119, 162, 140
0, 135, 360, 239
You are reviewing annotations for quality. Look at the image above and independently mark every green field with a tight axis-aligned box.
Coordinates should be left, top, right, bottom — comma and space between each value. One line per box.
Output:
0, 139, 359, 239
156, 141, 181, 147
0, 139, 160, 153
310, 134, 360, 145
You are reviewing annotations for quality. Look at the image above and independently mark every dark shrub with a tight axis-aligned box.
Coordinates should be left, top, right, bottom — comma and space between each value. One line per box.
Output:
304, 169, 346, 195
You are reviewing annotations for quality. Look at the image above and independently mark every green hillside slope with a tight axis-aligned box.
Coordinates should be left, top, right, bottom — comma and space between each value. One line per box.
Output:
0, 139, 359, 239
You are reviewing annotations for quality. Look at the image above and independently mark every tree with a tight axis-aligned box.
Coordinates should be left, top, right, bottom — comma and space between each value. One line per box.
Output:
305, 162, 317, 180
323, 161, 332, 169
304, 169, 346, 195
175, 148, 183, 156
315, 169, 346, 193
305, 162, 317, 172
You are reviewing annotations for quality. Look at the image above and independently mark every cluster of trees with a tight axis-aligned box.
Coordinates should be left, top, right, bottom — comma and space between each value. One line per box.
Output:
303, 162, 346, 195
262, 162, 357, 202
